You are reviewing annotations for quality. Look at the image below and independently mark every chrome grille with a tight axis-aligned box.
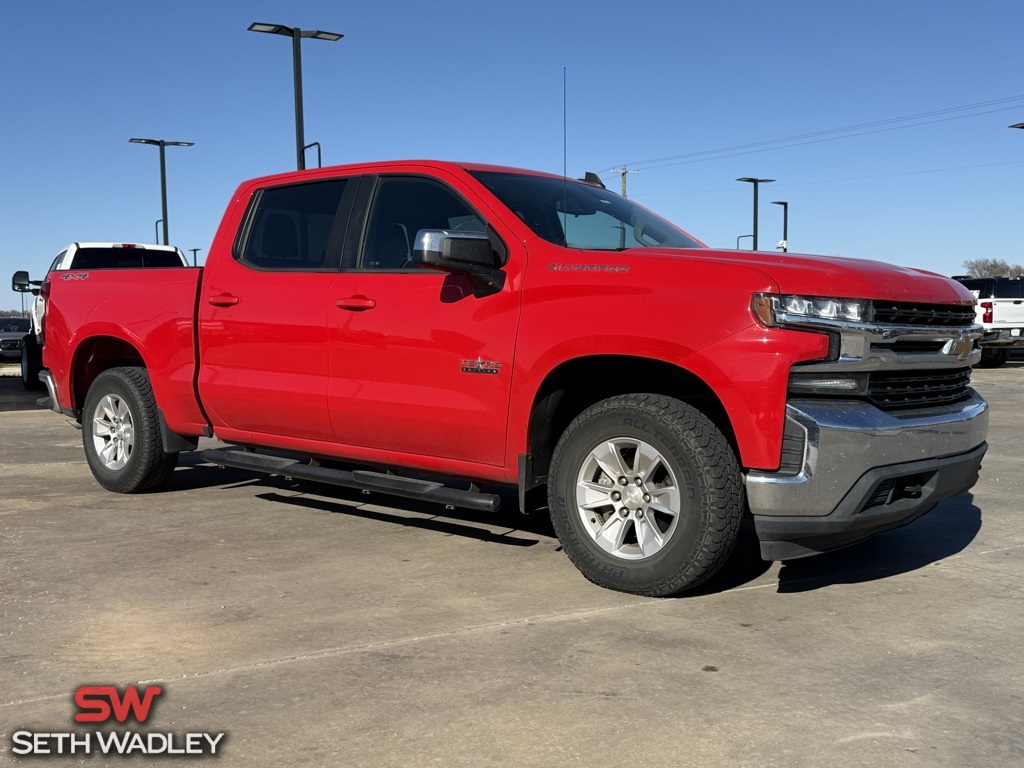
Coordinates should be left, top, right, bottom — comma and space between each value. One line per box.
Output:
867, 368, 973, 410
871, 301, 976, 327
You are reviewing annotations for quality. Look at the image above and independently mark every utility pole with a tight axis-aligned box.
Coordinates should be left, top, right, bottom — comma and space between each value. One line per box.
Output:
611, 166, 639, 198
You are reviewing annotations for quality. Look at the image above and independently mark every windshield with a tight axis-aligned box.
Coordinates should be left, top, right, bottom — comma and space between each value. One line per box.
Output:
470, 171, 702, 251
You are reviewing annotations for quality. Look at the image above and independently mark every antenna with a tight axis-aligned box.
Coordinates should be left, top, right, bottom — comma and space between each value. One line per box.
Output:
562, 66, 569, 246
563, 67, 567, 181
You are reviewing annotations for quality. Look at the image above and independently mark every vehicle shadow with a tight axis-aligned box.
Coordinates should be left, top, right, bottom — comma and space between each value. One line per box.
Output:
774, 493, 981, 592
0, 371, 46, 413
172, 452, 553, 547
686, 519, 774, 594
170, 455, 980, 594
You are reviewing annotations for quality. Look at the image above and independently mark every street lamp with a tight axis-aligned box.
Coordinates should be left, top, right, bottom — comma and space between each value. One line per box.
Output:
129, 138, 194, 246
248, 22, 344, 170
771, 201, 789, 252
736, 234, 753, 250
189, 248, 202, 267
737, 177, 775, 250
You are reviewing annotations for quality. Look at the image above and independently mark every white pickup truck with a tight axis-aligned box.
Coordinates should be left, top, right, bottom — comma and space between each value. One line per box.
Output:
11, 242, 187, 389
953, 276, 1024, 368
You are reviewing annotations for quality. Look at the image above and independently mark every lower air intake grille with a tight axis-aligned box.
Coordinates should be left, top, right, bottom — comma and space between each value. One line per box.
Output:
867, 368, 973, 410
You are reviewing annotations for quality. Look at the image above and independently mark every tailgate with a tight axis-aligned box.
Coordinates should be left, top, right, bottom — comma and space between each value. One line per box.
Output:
992, 298, 1024, 327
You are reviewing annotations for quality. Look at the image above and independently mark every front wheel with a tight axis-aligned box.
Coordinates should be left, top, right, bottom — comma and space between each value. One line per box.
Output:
82, 367, 178, 493
547, 394, 744, 596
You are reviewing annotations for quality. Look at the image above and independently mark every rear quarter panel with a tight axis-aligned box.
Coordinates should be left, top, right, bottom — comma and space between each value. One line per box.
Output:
43, 269, 206, 434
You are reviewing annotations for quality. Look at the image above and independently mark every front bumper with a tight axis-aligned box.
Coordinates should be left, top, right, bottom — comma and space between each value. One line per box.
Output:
746, 391, 988, 560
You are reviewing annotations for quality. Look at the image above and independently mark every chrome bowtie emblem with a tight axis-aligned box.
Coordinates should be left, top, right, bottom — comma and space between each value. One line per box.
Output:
941, 332, 975, 361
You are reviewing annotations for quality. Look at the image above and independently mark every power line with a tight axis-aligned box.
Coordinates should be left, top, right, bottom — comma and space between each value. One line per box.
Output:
600, 94, 1024, 173
635, 158, 1024, 198
634, 106, 1024, 172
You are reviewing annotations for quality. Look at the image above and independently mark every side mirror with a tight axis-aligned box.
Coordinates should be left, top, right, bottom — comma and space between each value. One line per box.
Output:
11, 270, 31, 293
412, 230, 505, 294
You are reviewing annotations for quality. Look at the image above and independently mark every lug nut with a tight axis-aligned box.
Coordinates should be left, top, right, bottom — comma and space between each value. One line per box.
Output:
634, 477, 643, 486
618, 477, 628, 486
611, 491, 621, 502
636, 510, 645, 519
619, 508, 629, 518
643, 494, 651, 503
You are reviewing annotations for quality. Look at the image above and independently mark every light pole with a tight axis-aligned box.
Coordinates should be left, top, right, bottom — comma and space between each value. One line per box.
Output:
736, 234, 753, 250
130, 138, 194, 246
737, 177, 775, 250
189, 248, 202, 266
248, 23, 344, 170
771, 201, 789, 252
303, 141, 322, 169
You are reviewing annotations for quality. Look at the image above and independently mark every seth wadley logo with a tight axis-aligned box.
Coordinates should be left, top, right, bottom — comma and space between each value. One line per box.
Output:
10, 685, 226, 757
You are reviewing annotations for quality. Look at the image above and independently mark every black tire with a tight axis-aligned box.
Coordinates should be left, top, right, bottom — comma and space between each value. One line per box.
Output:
81, 367, 178, 493
547, 394, 744, 597
976, 348, 1010, 368
20, 335, 44, 390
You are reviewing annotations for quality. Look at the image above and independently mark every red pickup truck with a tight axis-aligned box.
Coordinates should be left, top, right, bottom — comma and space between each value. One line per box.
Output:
39, 160, 989, 596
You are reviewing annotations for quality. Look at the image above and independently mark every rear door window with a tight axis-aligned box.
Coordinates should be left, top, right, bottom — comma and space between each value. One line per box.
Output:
238, 179, 352, 271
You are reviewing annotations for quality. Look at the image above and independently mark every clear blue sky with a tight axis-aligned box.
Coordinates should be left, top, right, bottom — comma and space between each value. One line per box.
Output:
3, 0, 1023, 310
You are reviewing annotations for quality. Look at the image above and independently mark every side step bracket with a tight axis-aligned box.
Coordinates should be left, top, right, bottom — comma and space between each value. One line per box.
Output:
200, 447, 501, 513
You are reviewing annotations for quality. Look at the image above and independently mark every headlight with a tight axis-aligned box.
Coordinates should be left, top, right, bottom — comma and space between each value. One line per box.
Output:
753, 294, 869, 326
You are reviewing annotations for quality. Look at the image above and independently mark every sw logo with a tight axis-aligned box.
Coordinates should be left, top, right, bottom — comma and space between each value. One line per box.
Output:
9, 684, 226, 757
74, 685, 162, 723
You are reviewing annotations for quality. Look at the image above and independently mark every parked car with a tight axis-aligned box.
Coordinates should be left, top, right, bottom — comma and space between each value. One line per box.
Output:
12, 242, 187, 389
952, 275, 1024, 367
0, 317, 30, 362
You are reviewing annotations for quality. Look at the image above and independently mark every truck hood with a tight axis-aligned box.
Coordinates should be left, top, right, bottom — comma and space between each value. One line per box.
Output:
640, 248, 975, 305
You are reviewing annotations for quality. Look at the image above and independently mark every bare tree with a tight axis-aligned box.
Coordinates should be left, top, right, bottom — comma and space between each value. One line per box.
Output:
961, 258, 1024, 278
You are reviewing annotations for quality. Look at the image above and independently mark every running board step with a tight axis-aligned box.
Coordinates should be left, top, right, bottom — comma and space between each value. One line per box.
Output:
200, 447, 501, 513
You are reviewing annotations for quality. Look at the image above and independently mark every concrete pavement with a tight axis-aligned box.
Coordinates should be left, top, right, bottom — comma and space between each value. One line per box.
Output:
0, 362, 1021, 766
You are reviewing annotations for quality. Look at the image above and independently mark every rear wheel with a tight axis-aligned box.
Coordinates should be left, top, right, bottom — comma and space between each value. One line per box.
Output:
547, 394, 744, 596
82, 367, 178, 493
976, 348, 1010, 368
20, 335, 43, 390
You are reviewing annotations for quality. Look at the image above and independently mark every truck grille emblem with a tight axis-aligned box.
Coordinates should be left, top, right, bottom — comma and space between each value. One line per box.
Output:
941, 332, 975, 361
